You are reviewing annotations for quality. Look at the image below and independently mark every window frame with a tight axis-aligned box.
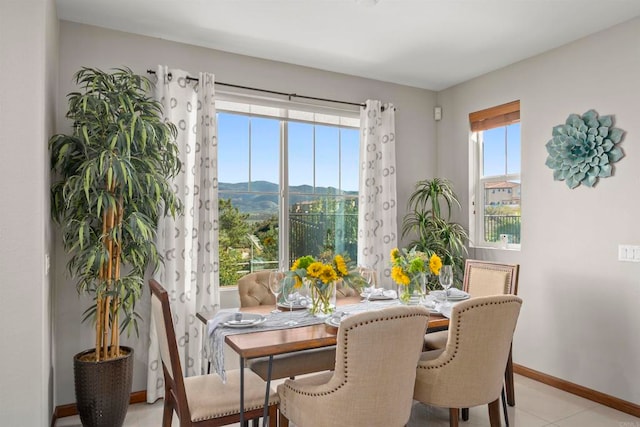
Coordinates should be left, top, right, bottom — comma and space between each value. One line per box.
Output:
216, 96, 361, 278
469, 101, 521, 250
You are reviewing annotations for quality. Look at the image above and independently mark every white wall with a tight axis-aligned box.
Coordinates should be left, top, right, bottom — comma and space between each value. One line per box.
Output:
437, 17, 640, 404
0, 0, 57, 425
53, 21, 437, 405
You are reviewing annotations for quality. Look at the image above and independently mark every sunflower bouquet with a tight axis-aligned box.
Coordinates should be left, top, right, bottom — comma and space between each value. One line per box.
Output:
390, 247, 442, 303
288, 254, 362, 316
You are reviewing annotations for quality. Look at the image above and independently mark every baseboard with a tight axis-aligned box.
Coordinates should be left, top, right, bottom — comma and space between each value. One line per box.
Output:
51, 390, 147, 426
514, 364, 640, 418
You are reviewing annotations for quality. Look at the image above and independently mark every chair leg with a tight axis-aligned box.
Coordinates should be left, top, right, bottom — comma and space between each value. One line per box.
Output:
501, 387, 509, 426
461, 408, 469, 421
162, 400, 173, 427
279, 411, 290, 427
269, 405, 277, 427
505, 346, 515, 406
449, 408, 460, 427
488, 399, 502, 427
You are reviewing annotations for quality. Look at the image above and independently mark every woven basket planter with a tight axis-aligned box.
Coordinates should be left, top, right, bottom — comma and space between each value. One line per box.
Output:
73, 347, 133, 427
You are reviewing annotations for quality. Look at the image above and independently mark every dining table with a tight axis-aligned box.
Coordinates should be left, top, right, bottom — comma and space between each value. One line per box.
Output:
196, 296, 450, 426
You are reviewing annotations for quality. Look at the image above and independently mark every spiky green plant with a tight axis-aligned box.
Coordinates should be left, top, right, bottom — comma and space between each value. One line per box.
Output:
401, 178, 469, 282
50, 67, 182, 361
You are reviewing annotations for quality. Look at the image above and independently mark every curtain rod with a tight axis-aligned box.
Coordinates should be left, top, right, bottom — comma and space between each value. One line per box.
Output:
146, 69, 366, 108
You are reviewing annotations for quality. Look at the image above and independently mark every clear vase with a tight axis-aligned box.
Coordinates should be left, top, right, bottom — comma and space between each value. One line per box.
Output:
398, 273, 427, 305
308, 280, 337, 317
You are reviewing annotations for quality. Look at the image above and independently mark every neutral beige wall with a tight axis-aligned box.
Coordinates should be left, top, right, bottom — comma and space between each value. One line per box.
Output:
0, 0, 57, 424
437, 17, 640, 404
53, 21, 437, 405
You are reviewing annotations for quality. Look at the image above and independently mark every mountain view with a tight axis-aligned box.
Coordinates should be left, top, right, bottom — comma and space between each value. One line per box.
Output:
219, 181, 358, 217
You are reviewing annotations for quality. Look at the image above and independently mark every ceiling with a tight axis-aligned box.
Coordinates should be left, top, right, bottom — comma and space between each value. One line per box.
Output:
56, 0, 640, 91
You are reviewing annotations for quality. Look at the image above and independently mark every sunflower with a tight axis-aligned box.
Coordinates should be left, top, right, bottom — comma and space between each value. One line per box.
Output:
307, 262, 324, 278
429, 253, 442, 275
391, 265, 410, 286
334, 255, 348, 276
390, 248, 400, 263
319, 265, 338, 284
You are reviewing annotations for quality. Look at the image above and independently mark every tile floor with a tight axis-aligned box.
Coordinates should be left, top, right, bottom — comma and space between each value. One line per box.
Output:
56, 374, 639, 427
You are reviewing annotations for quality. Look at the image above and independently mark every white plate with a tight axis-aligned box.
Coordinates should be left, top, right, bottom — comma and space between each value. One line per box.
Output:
324, 317, 341, 328
429, 290, 470, 301
361, 290, 397, 300
223, 313, 267, 328
277, 301, 308, 310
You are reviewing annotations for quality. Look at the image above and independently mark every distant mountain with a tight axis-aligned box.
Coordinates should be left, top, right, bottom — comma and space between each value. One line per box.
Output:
218, 181, 357, 216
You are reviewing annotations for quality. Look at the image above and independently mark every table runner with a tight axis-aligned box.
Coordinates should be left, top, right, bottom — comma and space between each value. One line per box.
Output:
207, 300, 400, 380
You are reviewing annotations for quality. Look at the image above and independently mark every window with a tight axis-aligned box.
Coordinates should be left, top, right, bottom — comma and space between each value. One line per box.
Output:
469, 101, 521, 248
217, 99, 360, 285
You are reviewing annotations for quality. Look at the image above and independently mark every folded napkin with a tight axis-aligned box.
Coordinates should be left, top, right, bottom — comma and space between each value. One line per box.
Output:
430, 288, 469, 298
366, 288, 398, 298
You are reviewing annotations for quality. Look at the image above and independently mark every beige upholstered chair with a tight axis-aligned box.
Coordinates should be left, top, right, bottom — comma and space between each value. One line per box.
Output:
239, 271, 337, 380
149, 279, 278, 427
424, 259, 520, 408
237, 271, 276, 307
414, 295, 522, 427
278, 305, 430, 427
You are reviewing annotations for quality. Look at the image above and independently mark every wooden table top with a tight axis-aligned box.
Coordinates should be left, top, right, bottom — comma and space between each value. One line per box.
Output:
197, 296, 449, 359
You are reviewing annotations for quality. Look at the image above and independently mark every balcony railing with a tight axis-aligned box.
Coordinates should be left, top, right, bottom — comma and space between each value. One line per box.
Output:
289, 212, 358, 264
484, 214, 521, 244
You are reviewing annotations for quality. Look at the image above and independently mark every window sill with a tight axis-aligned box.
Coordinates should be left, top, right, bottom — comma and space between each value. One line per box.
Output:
470, 244, 521, 252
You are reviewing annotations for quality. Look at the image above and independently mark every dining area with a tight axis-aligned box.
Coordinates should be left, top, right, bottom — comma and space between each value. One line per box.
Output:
148, 258, 523, 427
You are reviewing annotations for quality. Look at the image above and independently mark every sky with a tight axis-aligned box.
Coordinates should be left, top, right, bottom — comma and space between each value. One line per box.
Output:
217, 112, 360, 192
217, 111, 520, 193
482, 123, 521, 177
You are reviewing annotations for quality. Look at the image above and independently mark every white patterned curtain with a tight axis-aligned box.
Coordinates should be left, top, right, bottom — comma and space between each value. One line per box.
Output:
358, 100, 397, 288
147, 66, 219, 402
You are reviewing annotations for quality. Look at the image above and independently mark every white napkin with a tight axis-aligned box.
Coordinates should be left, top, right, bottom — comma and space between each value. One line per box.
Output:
366, 288, 398, 298
430, 288, 468, 298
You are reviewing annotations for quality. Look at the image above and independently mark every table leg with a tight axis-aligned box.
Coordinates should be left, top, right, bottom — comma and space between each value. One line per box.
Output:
240, 356, 245, 426
262, 355, 274, 427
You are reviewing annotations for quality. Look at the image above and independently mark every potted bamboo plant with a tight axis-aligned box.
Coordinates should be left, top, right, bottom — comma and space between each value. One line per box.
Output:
401, 178, 469, 285
50, 67, 181, 427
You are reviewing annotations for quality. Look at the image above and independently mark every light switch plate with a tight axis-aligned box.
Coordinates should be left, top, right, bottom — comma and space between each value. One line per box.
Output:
618, 245, 640, 262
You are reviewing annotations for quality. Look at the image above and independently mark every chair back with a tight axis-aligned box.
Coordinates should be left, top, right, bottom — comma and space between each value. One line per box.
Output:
329, 305, 429, 425
416, 295, 522, 408
463, 259, 519, 297
237, 271, 276, 307
149, 279, 188, 406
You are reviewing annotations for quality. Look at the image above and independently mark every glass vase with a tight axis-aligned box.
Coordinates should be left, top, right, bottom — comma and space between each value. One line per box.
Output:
398, 273, 427, 305
308, 280, 337, 317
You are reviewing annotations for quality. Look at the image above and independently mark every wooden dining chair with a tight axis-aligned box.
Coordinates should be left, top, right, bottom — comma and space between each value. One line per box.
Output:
424, 259, 520, 412
414, 295, 523, 427
278, 305, 430, 427
149, 279, 278, 427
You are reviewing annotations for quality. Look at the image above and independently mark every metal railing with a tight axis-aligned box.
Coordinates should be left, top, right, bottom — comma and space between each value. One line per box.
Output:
289, 212, 358, 264
484, 214, 521, 244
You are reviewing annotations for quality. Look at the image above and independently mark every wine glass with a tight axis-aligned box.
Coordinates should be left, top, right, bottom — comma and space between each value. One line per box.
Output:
359, 266, 375, 308
438, 265, 453, 306
268, 270, 283, 313
283, 276, 299, 326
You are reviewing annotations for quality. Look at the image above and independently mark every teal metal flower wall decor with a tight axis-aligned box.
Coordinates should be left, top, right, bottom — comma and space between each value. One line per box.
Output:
545, 110, 625, 189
